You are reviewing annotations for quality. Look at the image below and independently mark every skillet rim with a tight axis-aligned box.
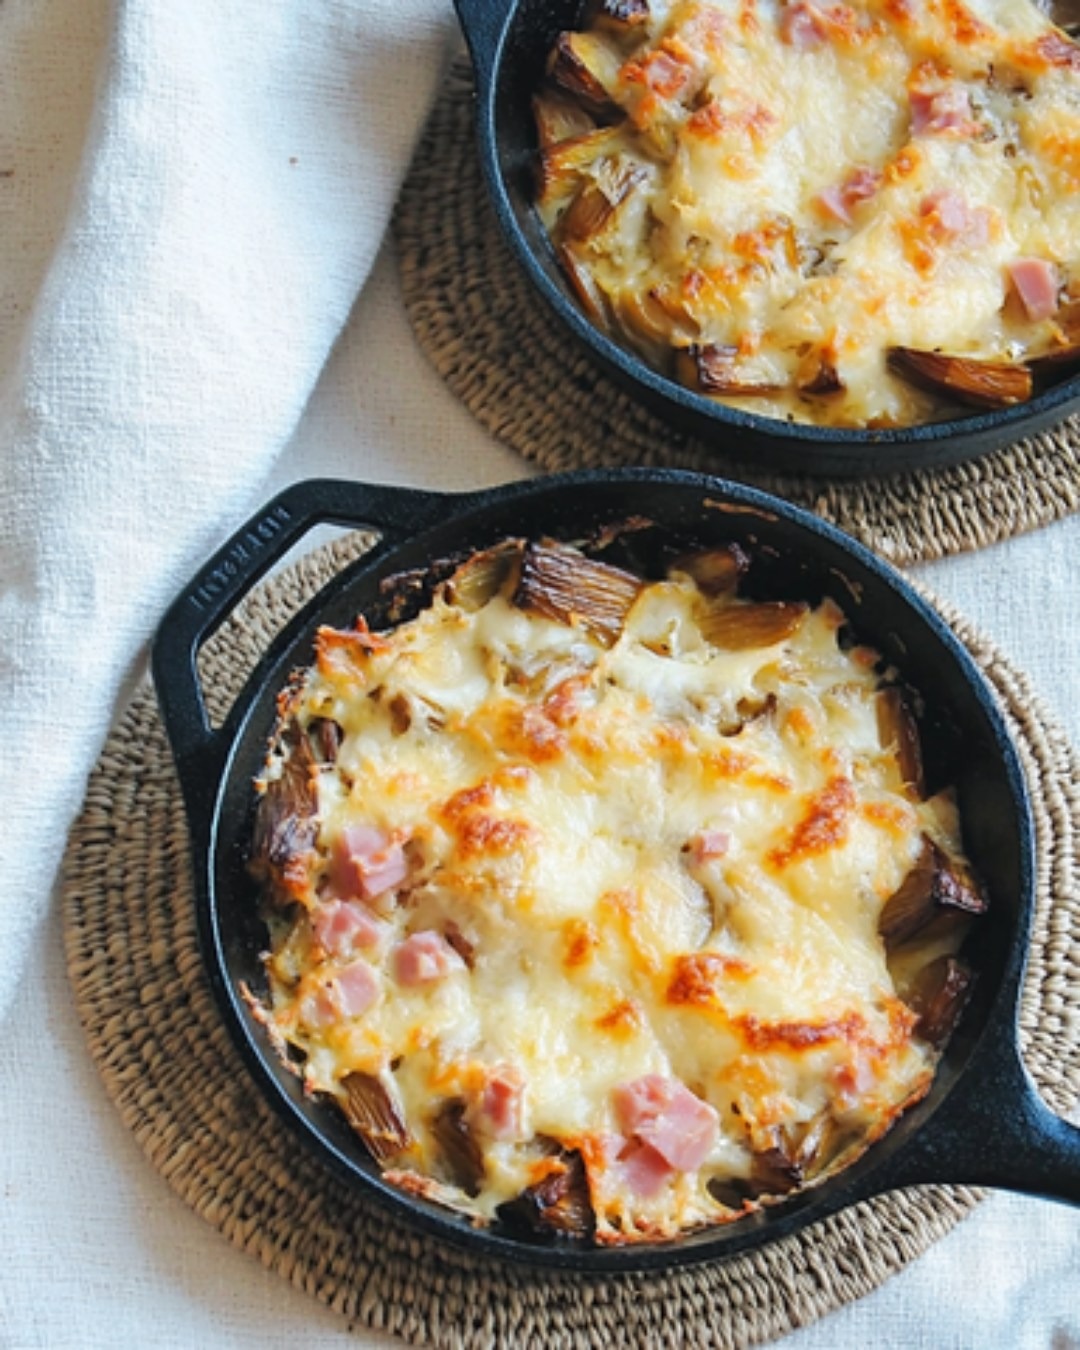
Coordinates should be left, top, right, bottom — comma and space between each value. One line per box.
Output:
454, 0, 1080, 478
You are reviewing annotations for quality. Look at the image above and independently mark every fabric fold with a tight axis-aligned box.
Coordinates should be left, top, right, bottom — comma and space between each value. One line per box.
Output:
0, 0, 454, 1021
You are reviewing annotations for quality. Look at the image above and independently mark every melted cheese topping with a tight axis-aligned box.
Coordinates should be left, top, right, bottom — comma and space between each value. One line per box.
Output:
535, 0, 1080, 428
253, 546, 979, 1242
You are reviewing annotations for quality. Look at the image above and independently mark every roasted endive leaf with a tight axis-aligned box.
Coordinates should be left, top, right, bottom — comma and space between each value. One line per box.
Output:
906, 954, 976, 1047
670, 543, 749, 596
446, 540, 522, 612
496, 1148, 595, 1238
535, 125, 625, 209
250, 731, 319, 901
307, 716, 343, 764
748, 1111, 856, 1195
340, 1071, 412, 1163
698, 599, 808, 651
876, 686, 925, 798
431, 1097, 486, 1196
675, 344, 783, 397
887, 347, 1032, 408
559, 158, 646, 244
797, 351, 845, 396
879, 835, 987, 949
616, 286, 699, 348
1030, 299, 1080, 375
750, 1143, 803, 1195
514, 541, 643, 644
585, 0, 651, 36
558, 243, 611, 324
532, 87, 599, 151
547, 30, 625, 115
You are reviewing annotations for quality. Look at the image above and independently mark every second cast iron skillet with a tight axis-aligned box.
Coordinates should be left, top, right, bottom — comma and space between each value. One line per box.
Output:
451, 0, 1080, 478
153, 469, 1080, 1271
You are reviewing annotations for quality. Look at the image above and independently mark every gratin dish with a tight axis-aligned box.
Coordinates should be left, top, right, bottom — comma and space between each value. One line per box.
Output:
452, 0, 1080, 477
152, 470, 1080, 1270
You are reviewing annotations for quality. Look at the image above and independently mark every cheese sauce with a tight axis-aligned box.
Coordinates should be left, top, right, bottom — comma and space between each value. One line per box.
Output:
250, 539, 984, 1243
535, 0, 1080, 428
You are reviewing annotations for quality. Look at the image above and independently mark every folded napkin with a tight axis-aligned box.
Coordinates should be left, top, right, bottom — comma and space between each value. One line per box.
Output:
0, 0, 455, 1023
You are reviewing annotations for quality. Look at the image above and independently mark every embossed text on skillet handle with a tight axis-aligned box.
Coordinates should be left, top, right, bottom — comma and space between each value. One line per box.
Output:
150, 478, 451, 823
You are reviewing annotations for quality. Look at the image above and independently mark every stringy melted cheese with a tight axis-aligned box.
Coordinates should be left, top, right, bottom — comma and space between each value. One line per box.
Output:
536, 0, 1080, 428
254, 553, 975, 1242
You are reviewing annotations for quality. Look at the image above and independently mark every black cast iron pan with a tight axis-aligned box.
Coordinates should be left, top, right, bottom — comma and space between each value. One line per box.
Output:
153, 469, 1080, 1272
451, 0, 1080, 479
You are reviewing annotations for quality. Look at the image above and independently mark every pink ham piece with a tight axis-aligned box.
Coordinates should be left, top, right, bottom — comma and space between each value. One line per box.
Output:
617, 1140, 678, 1198
613, 1074, 720, 1174
910, 85, 979, 137
779, 0, 829, 48
687, 828, 732, 865
817, 185, 850, 224
300, 958, 379, 1027
331, 823, 409, 907
312, 899, 385, 957
334, 958, 381, 1016
475, 1065, 527, 1141
816, 166, 882, 224
920, 190, 990, 248
391, 930, 466, 986
1007, 258, 1060, 322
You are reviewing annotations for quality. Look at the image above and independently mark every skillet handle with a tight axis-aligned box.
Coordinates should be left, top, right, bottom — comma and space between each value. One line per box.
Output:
886, 1025, 1080, 1206
152, 477, 452, 812
453, 0, 515, 91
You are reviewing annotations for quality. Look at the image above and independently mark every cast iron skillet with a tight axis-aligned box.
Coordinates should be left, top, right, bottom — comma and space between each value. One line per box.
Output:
451, 0, 1080, 479
153, 469, 1080, 1271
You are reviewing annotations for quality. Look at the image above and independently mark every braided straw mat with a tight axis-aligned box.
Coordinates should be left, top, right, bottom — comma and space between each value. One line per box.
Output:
63, 531, 1080, 1349
392, 58, 1080, 569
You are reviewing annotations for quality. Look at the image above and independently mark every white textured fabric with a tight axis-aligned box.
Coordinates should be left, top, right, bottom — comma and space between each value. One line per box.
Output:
0, 0, 454, 1023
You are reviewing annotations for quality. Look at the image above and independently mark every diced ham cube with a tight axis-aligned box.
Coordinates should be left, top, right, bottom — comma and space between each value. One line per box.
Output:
333, 959, 381, 1017
475, 1065, 527, 1141
920, 190, 990, 248
311, 900, 385, 957
331, 823, 409, 907
613, 1074, 720, 1173
1007, 257, 1060, 322
640, 1095, 720, 1172
910, 84, 979, 137
816, 166, 882, 224
780, 0, 829, 48
688, 828, 732, 865
391, 930, 466, 986
298, 985, 339, 1030
817, 184, 852, 224
845, 165, 883, 203
613, 1074, 673, 1130
618, 1139, 677, 1198
300, 958, 379, 1027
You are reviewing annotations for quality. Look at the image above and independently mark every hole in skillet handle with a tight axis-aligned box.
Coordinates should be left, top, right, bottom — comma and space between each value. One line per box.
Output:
200, 468, 1047, 1268
151, 479, 461, 838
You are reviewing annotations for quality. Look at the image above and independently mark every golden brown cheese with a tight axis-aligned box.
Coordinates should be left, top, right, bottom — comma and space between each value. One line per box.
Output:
534, 0, 1080, 429
249, 539, 984, 1243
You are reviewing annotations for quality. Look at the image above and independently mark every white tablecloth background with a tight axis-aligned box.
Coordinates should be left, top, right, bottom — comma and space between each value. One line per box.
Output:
2, 0, 1078, 1343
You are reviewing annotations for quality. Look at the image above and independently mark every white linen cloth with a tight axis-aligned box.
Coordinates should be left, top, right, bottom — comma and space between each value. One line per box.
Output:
0, 0, 455, 1024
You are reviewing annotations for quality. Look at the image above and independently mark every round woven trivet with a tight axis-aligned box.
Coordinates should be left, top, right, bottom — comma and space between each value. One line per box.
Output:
63, 534, 1080, 1349
392, 57, 1080, 569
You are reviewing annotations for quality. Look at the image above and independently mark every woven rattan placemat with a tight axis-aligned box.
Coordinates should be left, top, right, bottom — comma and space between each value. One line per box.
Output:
63, 533, 1080, 1349
392, 58, 1080, 569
